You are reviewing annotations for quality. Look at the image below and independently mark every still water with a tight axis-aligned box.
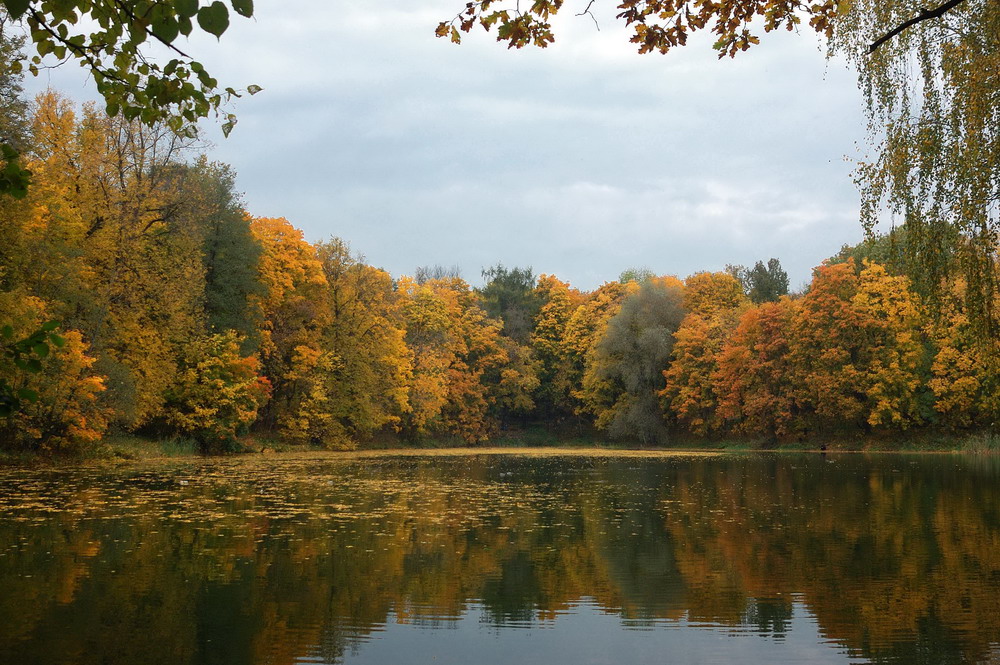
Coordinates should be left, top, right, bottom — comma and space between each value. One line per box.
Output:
1, 450, 999, 664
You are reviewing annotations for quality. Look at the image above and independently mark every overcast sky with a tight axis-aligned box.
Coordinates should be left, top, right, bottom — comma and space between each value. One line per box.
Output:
24, 0, 871, 291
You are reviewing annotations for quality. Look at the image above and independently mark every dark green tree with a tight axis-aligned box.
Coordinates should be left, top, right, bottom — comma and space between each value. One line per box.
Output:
730, 259, 790, 304
186, 159, 263, 350
477, 264, 540, 344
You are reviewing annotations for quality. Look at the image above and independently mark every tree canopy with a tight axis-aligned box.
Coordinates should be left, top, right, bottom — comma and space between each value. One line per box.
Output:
440, 0, 998, 328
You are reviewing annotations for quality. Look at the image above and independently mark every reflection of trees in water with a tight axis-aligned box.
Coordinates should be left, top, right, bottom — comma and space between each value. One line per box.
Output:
0, 455, 999, 664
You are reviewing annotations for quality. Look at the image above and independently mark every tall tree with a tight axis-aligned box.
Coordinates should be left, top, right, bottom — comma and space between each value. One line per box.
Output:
400, 276, 508, 442
314, 238, 412, 443
715, 298, 800, 440
185, 159, 263, 347
662, 272, 748, 435
0, 25, 28, 151
530, 274, 584, 419
729, 259, 790, 304
249, 216, 329, 442
477, 264, 540, 344
927, 278, 1000, 428
581, 276, 686, 444
835, 0, 999, 330
27, 92, 206, 427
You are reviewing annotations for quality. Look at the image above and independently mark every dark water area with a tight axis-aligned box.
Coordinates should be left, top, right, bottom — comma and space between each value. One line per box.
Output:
1, 451, 999, 664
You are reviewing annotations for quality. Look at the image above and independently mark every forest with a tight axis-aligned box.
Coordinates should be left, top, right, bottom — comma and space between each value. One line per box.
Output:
0, 0, 998, 457
0, 79, 996, 455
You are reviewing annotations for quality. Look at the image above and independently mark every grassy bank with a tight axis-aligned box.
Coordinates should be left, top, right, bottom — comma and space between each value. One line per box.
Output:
3, 427, 997, 466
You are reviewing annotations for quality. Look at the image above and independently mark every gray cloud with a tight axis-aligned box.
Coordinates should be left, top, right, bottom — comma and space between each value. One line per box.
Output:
23, 0, 869, 290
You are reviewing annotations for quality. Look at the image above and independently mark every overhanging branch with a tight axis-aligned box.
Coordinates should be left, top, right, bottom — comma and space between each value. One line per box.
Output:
868, 0, 969, 53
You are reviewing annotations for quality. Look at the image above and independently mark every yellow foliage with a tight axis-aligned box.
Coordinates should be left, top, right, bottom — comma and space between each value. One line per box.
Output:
400, 277, 508, 442
927, 280, 1000, 427
0, 291, 110, 452
162, 331, 270, 452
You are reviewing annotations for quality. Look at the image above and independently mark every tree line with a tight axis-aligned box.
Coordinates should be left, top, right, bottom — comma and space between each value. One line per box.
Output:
0, 89, 997, 453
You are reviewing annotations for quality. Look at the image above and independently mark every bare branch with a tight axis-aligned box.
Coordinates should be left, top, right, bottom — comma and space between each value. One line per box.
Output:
576, 0, 600, 30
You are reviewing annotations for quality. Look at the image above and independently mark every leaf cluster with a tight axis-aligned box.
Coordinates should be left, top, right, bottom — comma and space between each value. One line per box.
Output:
437, 0, 838, 56
2, 0, 259, 138
0, 320, 63, 416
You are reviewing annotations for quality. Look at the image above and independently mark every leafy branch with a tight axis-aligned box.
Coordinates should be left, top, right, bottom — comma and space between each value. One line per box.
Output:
0, 321, 64, 417
868, 0, 970, 53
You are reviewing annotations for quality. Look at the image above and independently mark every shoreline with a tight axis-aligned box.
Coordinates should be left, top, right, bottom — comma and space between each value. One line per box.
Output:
3, 429, 997, 467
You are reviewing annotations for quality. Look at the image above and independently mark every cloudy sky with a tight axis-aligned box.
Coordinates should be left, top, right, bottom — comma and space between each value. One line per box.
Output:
25, 0, 871, 291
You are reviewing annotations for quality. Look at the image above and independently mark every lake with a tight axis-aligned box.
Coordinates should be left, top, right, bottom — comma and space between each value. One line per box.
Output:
1, 450, 998, 664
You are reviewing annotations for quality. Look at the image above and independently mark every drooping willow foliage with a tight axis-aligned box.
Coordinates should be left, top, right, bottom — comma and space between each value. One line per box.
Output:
442, 0, 999, 332
833, 0, 1000, 332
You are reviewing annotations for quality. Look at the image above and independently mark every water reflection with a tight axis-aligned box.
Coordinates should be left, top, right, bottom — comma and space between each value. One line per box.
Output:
0, 452, 998, 664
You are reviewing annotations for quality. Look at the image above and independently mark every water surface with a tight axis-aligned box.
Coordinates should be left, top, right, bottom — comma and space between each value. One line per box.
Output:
1, 451, 998, 664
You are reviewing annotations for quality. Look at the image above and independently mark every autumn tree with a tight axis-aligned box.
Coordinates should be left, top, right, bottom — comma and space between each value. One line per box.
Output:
161, 331, 270, 453
27, 92, 207, 427
249, 216, 330, 443
530, 274, 584, 420
835, 0, 1000, 332
785, 262, 871, 433
0, 291, 109, 452
782, 261, 926, 434
926, 279, 1000, 428
662, 272, 748, 435
581, 276, 685, 444
715, 298, 800, 440
684, 271, 747, 315
851, 261, 927, 428
400, 276, 509, 442
313, 238, 412, 443
399, 277, 456, 436
560, 280, 637, 418
438, 0, 840, 56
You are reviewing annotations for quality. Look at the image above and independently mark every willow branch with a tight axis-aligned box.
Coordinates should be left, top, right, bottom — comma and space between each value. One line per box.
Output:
868, 0, 969, 53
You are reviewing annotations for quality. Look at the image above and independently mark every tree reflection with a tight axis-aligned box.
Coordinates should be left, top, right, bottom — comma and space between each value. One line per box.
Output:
0, 454, 999, 664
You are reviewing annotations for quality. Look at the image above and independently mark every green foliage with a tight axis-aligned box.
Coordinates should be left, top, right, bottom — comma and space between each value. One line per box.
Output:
0, 142, 31, 198
4, 0, 259, 139
582, 277, 685, 444
729, 258, 789, 303
477, 263, 541, 344
0, 319, 63, 417
0, 28, 31, 198
619, 267, 655, 284
828, 229, 910, 275
190, 160, 263, 348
